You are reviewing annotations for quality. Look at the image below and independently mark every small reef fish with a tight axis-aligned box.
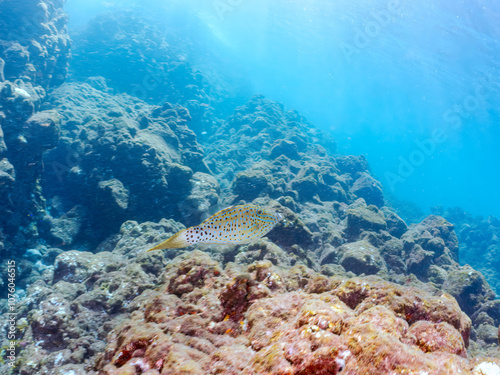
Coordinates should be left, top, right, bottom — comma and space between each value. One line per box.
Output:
147, 204, 283, 251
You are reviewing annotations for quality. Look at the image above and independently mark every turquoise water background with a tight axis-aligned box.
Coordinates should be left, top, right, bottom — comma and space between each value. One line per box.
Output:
65, 0, 500, 219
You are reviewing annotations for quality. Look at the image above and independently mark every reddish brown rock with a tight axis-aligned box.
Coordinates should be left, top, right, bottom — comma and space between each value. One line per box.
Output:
409, 320, 467, 357
95, 252, 485, 375
332, 276, 472, 346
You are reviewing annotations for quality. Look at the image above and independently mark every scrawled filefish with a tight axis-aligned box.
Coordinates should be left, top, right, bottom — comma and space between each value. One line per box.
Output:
147, 204, 283, 251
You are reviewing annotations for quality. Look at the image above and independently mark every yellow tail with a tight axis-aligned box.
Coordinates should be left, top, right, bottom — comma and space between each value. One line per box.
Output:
147, 229, 189, 251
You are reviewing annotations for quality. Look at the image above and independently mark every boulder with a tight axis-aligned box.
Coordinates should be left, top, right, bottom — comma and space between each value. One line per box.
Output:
442, 265, 496, 315
476, 324, 498, 344
338, 240, 386, 275
96, 178, 129, 223
269, 139, 300, 160
52, 250, 124, 284
350, 172, 384, 207
44, 205, 87, 246
233, 169, 269, 200
24, 110, 61, 151
335, 155, 368, 174
346, 204, 387, 238
0, 158, 15, 187
383, 208, 408, 238
408, 320, 466, 357
178, 172, 220, 225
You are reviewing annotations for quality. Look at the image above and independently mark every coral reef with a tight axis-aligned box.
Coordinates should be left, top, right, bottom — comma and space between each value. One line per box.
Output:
1, 3, 500, 375
0, 0, 70, 256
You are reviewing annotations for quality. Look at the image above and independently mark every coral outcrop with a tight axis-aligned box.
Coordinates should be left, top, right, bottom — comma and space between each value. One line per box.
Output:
40, 81, 214, 245
91, 250, 494, 375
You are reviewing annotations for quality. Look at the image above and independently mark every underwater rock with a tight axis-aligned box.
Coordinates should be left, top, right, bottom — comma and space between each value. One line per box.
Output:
335, 155, 369, 174
266, 205, 316, 251
24, 110, 61, 151
93, 251, 486, 375
334, 276, 471, 346
476, 324, 499, 345
269, 139, 301, 160
98, 179, 129, 211
205, 95, 336, 193
471, 300, 500, 328
379, 238, 407, 274
405, 243, 435, 278
443, 208, 500, 296
68, 9, 239, 138
0, 157, 15, 188
40, 82, 211, 244
232, 169, 270, 200
338, 240, 387, 275
401, 215, 460, 281
0, 81, 50, 251
166, 250, 222, 297
85, 76, 112, 93
96, 178, 130, 228
427, 264, 449, 285
178, 172, 220, 226
382, 207, 408, 238
30, 292, 76, 350
43, 205, 87, 246
0, 0, 69, 255
350, 172, 384, 207
2, 42, 30, 79
290, 174, 319, 202
234, 239, 295, 268
442, 265, 496, 316
52, 250, 125, 284
408, 320, 467, 357
289, 164, 346, 203
345, 201, 387, 238
0, 0, 70, 88
319, 243, 340, 266
9, 220, 172, 374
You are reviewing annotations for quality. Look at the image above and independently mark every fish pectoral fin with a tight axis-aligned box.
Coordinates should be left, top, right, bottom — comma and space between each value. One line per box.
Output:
147, 229, 189, 251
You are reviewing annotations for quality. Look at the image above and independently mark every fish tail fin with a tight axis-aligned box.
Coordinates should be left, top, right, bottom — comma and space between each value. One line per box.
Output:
147, 229, 189, 251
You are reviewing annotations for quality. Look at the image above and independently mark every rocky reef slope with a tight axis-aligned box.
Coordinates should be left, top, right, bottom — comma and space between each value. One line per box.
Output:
1, 4, 500, 375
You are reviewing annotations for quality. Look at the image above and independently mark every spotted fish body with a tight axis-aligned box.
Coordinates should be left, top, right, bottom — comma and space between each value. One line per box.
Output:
147, 205, 283, 251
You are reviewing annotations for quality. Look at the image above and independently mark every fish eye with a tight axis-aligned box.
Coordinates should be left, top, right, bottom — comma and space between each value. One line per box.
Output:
257, 209, 263, 215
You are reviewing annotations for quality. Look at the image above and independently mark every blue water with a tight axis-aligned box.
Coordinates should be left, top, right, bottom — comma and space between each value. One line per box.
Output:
66, 0, 500, 219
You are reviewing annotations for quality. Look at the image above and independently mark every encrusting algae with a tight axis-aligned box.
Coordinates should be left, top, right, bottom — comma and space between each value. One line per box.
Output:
148, 204, 283, 251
